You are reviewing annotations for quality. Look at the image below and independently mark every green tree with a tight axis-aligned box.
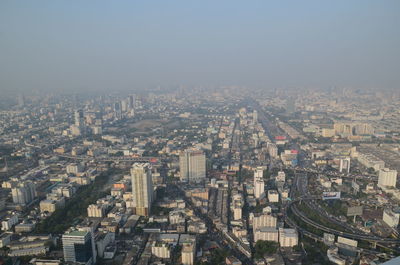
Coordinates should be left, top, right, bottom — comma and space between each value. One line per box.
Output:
254, 240, 278, 259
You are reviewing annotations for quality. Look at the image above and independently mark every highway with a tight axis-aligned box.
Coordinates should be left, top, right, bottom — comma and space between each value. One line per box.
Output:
287, 173, 400, 246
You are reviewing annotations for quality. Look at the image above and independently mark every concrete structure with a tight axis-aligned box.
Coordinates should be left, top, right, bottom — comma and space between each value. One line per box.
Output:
339, 157, 351, 174
279, 228, 298, 247
40, 198, 65, 213
151, 242, 171, 259
11, 181, 36, 205
62, 229, 96, 265
66, 163, 84, 175
268, 190, 279, 203
378, 168, 397, 188
1, 214, 19, 231
131, 163, 153, 216
254, 167, 265, 199
179, 149, 206, 183
253, 214, 277, 231
87, 204, 106, 218
254, 227, 279, 242
181, 243, 195, 265
383, 208, 400, 228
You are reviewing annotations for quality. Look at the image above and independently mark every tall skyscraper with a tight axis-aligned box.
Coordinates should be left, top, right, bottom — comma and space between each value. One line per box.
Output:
339, 157, 351, 174
254, 167, 265, 199
62, 229, 96, 265
131, 163, 153, 216
252, 110, 258, 124
74, 109, 84, 127
179, 149, 206, 183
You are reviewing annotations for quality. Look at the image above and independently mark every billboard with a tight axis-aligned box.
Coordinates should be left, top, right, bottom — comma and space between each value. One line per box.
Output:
347, 206, 363, 217
322, 191, 341, 200
337, 236, 358, 248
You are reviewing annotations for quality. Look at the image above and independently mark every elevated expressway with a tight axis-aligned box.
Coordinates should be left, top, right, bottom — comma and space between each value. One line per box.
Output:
285, 173, 400, 253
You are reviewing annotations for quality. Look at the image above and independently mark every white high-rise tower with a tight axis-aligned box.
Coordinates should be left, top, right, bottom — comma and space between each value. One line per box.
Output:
131, 163, 153, 216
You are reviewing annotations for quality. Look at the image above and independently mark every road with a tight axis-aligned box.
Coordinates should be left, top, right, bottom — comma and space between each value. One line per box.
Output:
170, 184, 253, 264
287, 173, 400, 246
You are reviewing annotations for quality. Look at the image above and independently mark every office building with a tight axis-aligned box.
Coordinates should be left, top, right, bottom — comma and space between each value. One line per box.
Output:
87, 204, 106, 218
179, 149, 206, 183
279, 228, 298, 247
74, 110, 84, 127
254, 167, 265, 199
131, 163, 153, 216
339, 157, 351, 174
151, 242, 171, 259
378, 168, 397, 188
253, 214, 277, 231
268, 190, 279, 203
181, 243, 195, 265
11, 181, 36, 205
254, 227, 279, 242
62, 229, 96, 265
382, 209, 399, 228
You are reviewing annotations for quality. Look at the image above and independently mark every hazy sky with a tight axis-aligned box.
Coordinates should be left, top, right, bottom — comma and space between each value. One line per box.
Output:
0, 1, 399, 92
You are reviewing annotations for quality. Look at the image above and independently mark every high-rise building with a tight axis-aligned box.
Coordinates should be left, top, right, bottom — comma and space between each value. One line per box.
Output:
252, 110, 258, 124
254, 167, 264, 199
74, 109, 84, 127
339, 157, 351, 174
114, 102, 122, 119
382, 209, 400, 228
11, 181, 36, 205
252, 214, 277, 231
254, 227, 279, 243
131, 163, 153, 216
279, 228, 298, 247
179, 150, 206, 183
378, 168, 397, 188
62, 229, 96, 265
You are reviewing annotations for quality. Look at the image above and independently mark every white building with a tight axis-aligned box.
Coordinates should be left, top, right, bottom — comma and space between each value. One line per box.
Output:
383, 209, 400, 228
254, 180, 265, 199
279, 228, 298, 247
233, 207, 242, 221
268, 190, 279, 203
179, 149, 206, 183
254, 167, 265, 199
339, 157, 351, 174
87, 204, 106, 218
11, 181, 36, 205
1, 214, 19, 231
131, 163, 153, 216
181, 243, 195, 265
40, 198, 65, 213
378, 168, 397, 188
254, 227, 279, 242
253, 214, 277, 231
66, 163, 84, 175
152, 242, 171, 259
